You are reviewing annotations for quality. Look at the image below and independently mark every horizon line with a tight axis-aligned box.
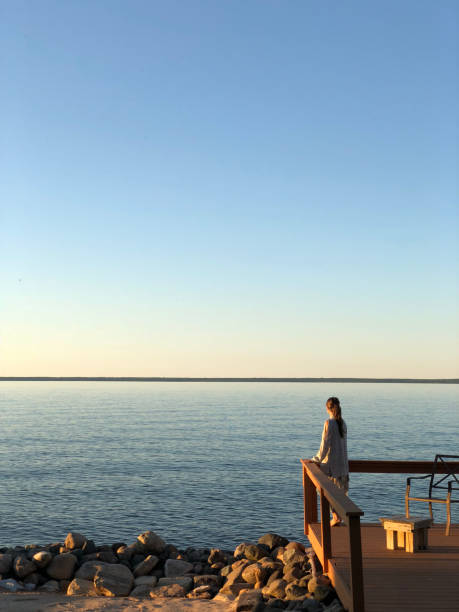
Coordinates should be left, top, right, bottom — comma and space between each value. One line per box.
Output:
1, 376, 458, 384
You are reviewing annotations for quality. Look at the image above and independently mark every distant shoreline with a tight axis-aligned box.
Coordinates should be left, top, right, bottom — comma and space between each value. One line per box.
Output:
0, 376, 458, 384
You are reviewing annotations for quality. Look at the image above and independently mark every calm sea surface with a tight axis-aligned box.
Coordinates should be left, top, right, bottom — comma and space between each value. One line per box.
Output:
0, 382, 457, 549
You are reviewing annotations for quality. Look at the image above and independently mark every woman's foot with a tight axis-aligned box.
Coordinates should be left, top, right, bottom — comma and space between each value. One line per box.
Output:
330, 517, 342, 527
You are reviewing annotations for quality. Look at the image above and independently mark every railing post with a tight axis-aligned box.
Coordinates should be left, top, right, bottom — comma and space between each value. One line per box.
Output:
303, 464, 318, 534
348, 515, 365, 612
320, 488, 332, 573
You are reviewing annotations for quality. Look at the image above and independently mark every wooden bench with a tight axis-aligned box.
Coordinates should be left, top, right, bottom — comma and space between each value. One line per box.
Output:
379, 516, 432, 553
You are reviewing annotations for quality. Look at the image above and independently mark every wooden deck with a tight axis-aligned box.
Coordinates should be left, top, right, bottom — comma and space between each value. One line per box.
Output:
308, 522, 459, 612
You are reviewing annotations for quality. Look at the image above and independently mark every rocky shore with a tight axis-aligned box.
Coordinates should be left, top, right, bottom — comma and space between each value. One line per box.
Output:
0, 531, 344, 611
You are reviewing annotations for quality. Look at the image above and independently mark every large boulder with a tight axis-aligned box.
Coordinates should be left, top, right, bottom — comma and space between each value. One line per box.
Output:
208, 549, 227, 564
0, 553, 13, 574
94, 564, 134, 597
32, 551, 53, 569
236, 588, 264, 612
258, 533, 289, 551
133, 554, 159, 577
262, 578, 287, 599
135, 575, 158, 587
242, 563, 268, 585
136, 531, 166, 554
67, 577, 98, 596
164, 558, 193, 577
0, 578, 23, 592
75, 561, 108, 581
193, 574, 222, 588
65, 532, 87, 550
46, 553, 77, 580
39, 580, 60, 592
283, 563, 305, 583
130, 585, 152, 597
14, 555, 36, 578
285, 582, 309, 600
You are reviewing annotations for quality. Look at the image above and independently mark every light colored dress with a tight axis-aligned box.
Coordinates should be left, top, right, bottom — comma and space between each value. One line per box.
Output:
311, 417, 349, 491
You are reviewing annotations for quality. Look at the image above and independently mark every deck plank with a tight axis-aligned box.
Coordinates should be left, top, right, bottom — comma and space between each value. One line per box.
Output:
309, 523, 459, 611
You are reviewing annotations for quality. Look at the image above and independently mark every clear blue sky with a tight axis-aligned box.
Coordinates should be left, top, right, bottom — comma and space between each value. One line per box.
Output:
1, 0, 457, 377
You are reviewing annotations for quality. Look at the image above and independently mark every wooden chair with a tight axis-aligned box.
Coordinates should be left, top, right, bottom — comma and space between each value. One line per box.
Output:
405, 454, 459, 535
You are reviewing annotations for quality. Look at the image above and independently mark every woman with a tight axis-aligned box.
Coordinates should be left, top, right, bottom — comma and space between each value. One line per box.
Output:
310, 396, 349, 526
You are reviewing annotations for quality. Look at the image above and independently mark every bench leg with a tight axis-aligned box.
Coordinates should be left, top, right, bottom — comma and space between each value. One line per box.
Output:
386, 529, 397, 550
405, 532, 414, 553
412, 529, 423, 551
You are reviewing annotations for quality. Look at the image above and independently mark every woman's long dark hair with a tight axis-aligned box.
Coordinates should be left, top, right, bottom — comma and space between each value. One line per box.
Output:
327, 397, 345, 438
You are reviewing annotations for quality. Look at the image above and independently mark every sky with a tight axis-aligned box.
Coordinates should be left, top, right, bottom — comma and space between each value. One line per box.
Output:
1, 0, 458, 378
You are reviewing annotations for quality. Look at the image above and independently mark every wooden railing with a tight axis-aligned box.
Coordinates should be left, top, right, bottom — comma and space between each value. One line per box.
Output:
301, 459, 459, 612
302, 460, 364, 612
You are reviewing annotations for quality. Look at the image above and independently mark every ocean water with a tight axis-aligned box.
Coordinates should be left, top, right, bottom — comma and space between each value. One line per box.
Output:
0, 382, 457, 550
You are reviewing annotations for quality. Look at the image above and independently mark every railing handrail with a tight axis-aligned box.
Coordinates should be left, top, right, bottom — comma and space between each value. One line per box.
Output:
348, 459, 459, 474
301, 460, 363, 519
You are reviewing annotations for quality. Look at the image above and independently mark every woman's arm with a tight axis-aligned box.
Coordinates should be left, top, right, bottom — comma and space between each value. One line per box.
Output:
311, 420, 331, 463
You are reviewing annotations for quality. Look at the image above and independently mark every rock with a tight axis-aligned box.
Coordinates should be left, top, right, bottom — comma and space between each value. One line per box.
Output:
67, 577, 98, 596
187, 585, 213, 599
221, 582, 253, 597
116, 544, 136, 561
133, 554, 159, 577
96, 550, 118, 564
137, 531, 166, 554
135, 575, 158, 587
46, 553, 78, 580
208, 548, 226, 564
23, 582, 36, 591
0, 554, 13, 574
210, 561, 225, 571
267, 569, 283, 585
0, 578, 23, 592
193, 574, 221, 588
14, 555, 37, 578
164, 544, 180, 559
300, 600, 322, 611
272, 547, 285, 563
321, 600, 345, 612
22, 572, 41, 586
262, 578, 288, 599
59, 580, 71, 592
75, 561, 108, 580
236, 588, 265, 612
150, 583, 187, 598
94, 564, 134, 597
243, 545, 266, 562
285, 541, 305, 553
258, 533, 289, 551
283, 548, 308, 567
285, 583, 309, 600
283, 564, 305, 583
214, 592, 236, 603
220, 564, 233, 577
265, 598, 288, 609
40, 580, 60, 592
242, 563, 268, 585
311, 584, 332, 602
158, 576, 193, 591
82, 539, 97, 554
307, 576, 330, 593
164, 558, 194, 577
32, 551, 53, 569
65, 532, 87, 550
130, 585, 153, 597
